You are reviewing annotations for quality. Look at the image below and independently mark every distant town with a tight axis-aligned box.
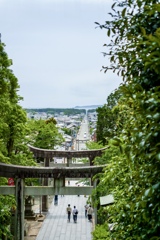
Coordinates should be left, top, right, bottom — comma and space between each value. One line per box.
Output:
26, 107, 98, 155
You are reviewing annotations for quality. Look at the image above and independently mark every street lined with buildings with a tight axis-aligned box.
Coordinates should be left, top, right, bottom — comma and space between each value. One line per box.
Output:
35, 117, 94, 239
35, 117, 93, 239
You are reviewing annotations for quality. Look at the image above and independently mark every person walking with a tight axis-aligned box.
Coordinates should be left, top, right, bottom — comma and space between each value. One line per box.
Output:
77, 185, 80, 197
54, 195, 58, 205
66, 204, 72, 222
84, 204, 89, 218
72, 206, 78, 223
87, 205, 93, 222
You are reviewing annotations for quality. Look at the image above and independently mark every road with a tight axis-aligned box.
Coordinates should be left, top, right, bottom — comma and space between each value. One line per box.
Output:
75, 115, 90, 151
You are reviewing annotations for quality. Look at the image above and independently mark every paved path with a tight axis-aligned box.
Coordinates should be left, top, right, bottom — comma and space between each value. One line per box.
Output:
36, 195, 93, 240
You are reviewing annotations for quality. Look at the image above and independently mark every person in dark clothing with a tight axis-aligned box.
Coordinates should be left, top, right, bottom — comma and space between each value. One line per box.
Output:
54, 195, 58, 205
77, 185, 80, 196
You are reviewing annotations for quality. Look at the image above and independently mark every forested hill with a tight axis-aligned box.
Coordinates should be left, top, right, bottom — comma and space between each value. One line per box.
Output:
25, 108, 86, 115
75, 105, 102, 109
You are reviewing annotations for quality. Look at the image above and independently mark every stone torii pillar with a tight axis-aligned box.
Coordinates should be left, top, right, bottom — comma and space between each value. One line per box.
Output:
15, 178, 24, 240
66, 157, 72, 167
88, 154, 95, 186
89, 155, 94, 166
42, 157, 50, 211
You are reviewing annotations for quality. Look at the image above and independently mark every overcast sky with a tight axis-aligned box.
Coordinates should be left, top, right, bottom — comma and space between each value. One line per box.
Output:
0, 0, 122, 108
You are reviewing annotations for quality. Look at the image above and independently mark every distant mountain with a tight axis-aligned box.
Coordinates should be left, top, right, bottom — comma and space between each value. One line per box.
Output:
74, 105, 102, 109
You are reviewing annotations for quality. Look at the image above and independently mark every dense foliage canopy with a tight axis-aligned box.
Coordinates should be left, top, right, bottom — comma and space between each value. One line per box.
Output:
96, 89, 122, 145
0, 41, 35, 238
0, 42, 64, 238
27, 118, 64, 149
93, 0, 160, 239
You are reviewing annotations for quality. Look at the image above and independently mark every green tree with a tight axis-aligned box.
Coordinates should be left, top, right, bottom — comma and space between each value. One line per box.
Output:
0, 41, 36, 238
0, 42, 35, 166
62, 127, 72, 136
27, 118, 64, 149
96, 88, 121, 145
93, 0, 160, 239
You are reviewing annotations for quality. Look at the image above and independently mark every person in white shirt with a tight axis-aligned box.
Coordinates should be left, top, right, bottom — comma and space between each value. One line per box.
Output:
84, 204, 89, 218
87, 205, 93, 222
72, 206, 78, 223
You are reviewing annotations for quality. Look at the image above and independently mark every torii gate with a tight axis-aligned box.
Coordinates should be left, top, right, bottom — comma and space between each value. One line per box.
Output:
28, 145, 108, 211
0, 146, 107, 240
28, 144, 108, 166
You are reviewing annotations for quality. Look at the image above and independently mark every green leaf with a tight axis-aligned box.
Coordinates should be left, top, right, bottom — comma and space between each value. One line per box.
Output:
144, 188, 153, 197
107, 28, 111, 37
156, 153, 160, 160
122, 8, 126, 17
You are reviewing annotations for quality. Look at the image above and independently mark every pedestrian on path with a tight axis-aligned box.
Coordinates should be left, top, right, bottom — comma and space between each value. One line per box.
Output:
54, 195, 58, 205
72, 206, 78, 223
66, 204, 72, 222
84, 204, 89, 218
77, 185, 80, 197
87, 205, 93, 222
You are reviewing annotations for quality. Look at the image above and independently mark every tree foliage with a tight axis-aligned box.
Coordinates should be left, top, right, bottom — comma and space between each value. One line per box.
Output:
96, 88, 122, 145
0, 41, 36, 238
27, 118, 64, 149
0, 42, 35, 166
26, 108, 86, 115
93, 0, 160, 239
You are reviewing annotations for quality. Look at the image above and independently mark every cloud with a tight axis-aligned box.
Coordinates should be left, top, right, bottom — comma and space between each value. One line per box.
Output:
1, 0, 122, 108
